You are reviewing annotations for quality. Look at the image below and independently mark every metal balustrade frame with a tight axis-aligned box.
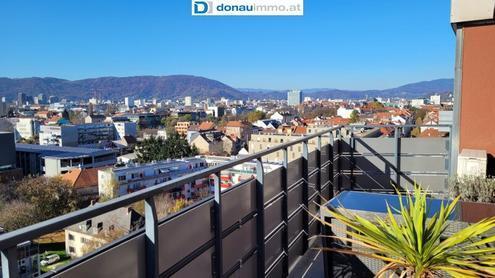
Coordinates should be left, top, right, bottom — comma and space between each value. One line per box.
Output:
0, 124, 452, 278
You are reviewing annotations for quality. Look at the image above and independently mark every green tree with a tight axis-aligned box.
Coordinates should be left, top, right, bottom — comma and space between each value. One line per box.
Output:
0, 200, 37, 231
136, 133, 198, 163
349, 110, 360, 123
247, 111, 266, 123
161, 116, 179, 135
315, 186, 495, 277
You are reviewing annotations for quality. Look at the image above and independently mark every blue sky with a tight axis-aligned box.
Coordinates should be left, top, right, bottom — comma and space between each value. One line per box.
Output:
0, 0, 455, 90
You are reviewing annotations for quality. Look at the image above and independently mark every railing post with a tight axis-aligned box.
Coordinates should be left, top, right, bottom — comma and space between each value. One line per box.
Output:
316, 136, 322, 205
255, 158, 265, 277
394, 126, 402, 188
302, 140, 309, 253
349, 127, 355, 190
336, 128, 342, 192
329, 130, 335, 199
145, 197, 159, 278
211, 172, 223, 278
281, 148, 289, 277
1, 247, 18, 278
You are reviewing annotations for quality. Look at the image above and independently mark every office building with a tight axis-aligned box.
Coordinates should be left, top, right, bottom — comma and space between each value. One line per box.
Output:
39, 123, 115, 147
16, 143, 117, 177
124, 97, 133, 108
0, 132, 16, 171
287, 90, 302, 106
0, 98, 8, 117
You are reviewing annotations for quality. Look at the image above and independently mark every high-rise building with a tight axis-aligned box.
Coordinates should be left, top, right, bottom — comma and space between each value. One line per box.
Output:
124, 97, 133, 108
287, 90, 302, 106
185, 96, 192, 106
17, 92, 26, 107
0, 97, 8, 117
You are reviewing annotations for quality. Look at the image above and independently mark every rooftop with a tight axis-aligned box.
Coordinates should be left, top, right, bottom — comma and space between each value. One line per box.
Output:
16, 143, 116, 159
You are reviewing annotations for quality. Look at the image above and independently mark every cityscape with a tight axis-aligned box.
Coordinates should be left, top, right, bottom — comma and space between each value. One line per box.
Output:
1, 1, 495, 278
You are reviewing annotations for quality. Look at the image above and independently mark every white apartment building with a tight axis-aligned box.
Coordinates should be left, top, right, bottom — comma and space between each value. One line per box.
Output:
98, 158, 208, 199
411, 98, 426, 108
430, 95, 441, 105
14, 118, 40, 141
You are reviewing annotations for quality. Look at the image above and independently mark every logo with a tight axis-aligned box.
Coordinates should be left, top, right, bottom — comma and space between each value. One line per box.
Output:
192, 0, 304, 16
193, 1, 212, 14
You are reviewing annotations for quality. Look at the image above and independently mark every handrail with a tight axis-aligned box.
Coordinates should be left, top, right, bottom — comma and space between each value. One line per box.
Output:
0, 126, 342, 250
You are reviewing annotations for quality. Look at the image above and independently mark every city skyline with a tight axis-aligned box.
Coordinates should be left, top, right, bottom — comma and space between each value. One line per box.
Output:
0, 0, 454, 90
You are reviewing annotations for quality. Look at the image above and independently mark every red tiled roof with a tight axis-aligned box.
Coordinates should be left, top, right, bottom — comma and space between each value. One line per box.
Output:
61, 168, 101, 189
199, 121, 216, 131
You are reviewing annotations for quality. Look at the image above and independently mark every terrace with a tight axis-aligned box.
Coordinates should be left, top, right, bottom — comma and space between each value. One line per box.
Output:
1, 124, 454, 277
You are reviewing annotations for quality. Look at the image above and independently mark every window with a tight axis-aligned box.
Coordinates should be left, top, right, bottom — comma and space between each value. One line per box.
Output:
280, 139, 284, 143
268, 138, 271, 143
97, 222, 103, 232
81, 237, 88, 243
68, 233, 75, 241
69, 247, 75, 254
118, 175, 126, 181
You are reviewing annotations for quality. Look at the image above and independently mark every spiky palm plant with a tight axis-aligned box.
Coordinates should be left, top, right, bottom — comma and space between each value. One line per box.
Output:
313, 187, 495, 277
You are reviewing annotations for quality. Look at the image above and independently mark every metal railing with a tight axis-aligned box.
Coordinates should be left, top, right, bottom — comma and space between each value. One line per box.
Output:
0, 124, 452, 278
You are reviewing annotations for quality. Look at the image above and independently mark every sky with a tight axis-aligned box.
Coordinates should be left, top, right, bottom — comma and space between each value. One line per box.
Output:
0, 0, 455, 90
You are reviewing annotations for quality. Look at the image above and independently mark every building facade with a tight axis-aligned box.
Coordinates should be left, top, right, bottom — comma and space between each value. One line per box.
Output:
98, 158, 208, 198
287, 90, 302, 106
16, 144, 117, 176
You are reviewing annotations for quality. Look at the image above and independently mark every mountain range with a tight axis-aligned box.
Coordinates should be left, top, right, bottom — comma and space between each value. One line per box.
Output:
0, 75, 453, 101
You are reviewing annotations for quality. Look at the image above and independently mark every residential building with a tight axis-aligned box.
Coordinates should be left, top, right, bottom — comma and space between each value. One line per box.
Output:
97, 158, 208, 198
270, 112, 295, 124
287, 90, 302, 106
430, 94, 441, 105
224, 121, 251, 142
411, 98, 426, 108
249, 133, 330, 162
61, 168, 101, 200
190, 132, 224, 155
175, 121, 195, 136
84, 114, 106, 124
450, 3, 495, 174
65, 207, 144, 258
16, 144, 117, 176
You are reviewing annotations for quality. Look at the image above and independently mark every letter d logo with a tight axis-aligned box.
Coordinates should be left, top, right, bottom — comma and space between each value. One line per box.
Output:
193, 1, 209, 14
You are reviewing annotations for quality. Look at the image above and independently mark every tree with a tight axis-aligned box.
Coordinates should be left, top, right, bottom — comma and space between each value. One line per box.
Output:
0, 177, 80, 231
161, 116, 179, 135
411, 117, 423, 137
136, 133, 198, 163
0, 200, 37, 231
16, 176, 80, 220
247, 111, 266, 123
314, 186, 495, 277
349, 110, 360, 123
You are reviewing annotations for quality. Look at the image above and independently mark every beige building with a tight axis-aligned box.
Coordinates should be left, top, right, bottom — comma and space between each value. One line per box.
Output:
191, 132, 224, 155
248, 133, 331, 162
175, 121, 195, 136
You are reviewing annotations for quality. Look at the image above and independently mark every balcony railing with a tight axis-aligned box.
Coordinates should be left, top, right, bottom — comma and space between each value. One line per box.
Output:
0, 124, 452, 278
